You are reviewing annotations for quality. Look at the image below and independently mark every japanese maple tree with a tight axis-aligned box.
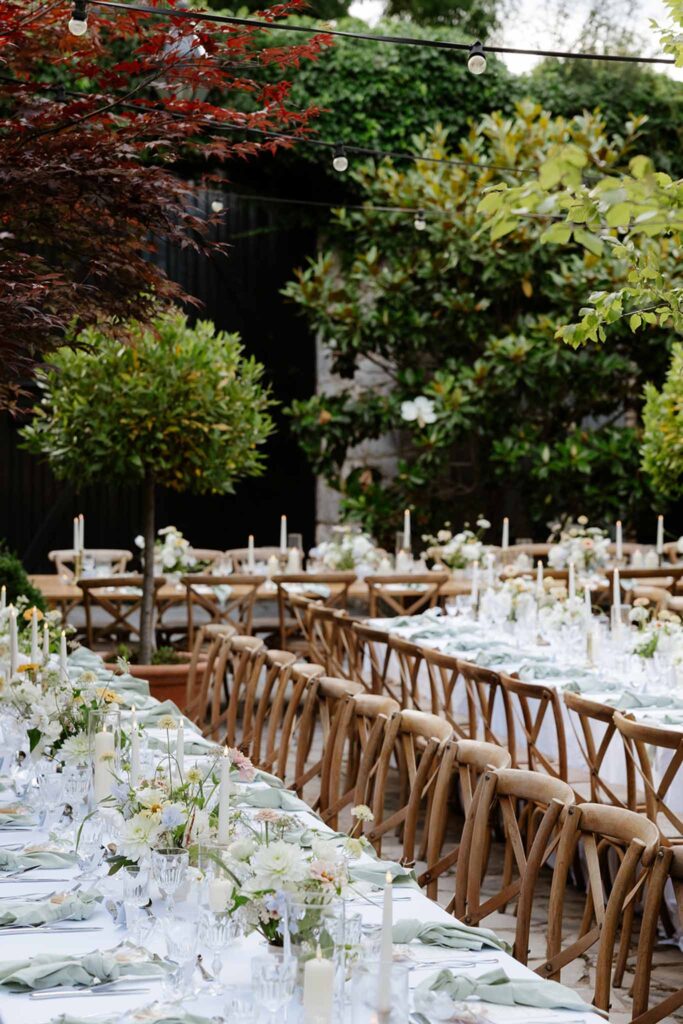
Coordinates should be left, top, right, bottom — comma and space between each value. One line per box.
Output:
0, 0, 330, 408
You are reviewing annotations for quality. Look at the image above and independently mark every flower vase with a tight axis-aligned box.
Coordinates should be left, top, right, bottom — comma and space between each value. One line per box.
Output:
283, 893, 346, 1018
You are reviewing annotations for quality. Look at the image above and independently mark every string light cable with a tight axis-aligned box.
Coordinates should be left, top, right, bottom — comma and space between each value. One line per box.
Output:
81, 0, 675, 67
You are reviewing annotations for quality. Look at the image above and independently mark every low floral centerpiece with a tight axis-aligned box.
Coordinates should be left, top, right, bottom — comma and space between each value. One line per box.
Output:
422, 519, 490, 571
547, 517, 610, 573
136, 526, 207, 578
627, 599, 683, 659
308, 526, 388, 574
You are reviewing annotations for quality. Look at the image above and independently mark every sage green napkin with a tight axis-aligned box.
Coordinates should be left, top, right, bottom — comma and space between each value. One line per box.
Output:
603, 690, 683, 710
0, 808, 35, 828
0, 846, 77, 872
0, 947, 170, 991
662, 711, 683, 725
415, 967, 600, 1014
349, 861, 417, 887
392, 917, 510, 953
55, 1009, 212, 1024
235, 786, 310, 813
0, 890, 98, 928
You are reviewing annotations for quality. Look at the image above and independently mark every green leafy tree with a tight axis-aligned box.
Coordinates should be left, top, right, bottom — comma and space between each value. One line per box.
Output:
21, 312, 275, 662
641, 342, 683, 501
384, 0, 502, 34
202, 0, 351, 15
0, 546, 46, 614
284, 105, 667, 542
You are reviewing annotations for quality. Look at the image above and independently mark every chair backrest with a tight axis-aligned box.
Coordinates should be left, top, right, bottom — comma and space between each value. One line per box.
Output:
79, 575, 165, 648
500, 543, 551, 565
543, 801, 660, 1012
388, 635, 427, 710
49, 549, 133, 580
454, 767, 575, 962
215, 635, 267, 744
457, 659, 516, 761
225, 547, 282, 572
420, 738, 511, 900
305, 604, 361, 680
272, 573, 357, 650
365, 573, 449, 618
182, 574, 266, 646
252, 660, 324, 776
420, 645, 472, 739
319, 691, 400, 830
613, 711, 683, 840
187, 548, 227, 569
607, 566, 683, 595
184, 625, 232, 729
630, 844, 683, 1024
351, 622, 398, 696
290, 675, 365, 798
499, 673, 568, 780
358, 709, 453, 861
563, 691, 638, 808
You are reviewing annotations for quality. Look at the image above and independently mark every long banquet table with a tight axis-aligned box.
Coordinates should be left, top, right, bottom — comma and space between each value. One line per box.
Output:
0, 648, 604, 1024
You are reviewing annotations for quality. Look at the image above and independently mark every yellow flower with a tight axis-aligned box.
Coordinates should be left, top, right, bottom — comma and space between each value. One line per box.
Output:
17, 663, 40, 673
96, 687, 122, 703
23, 608, 44, 622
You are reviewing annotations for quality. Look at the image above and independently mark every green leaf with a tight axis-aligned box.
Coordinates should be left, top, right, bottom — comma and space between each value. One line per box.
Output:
490, 220, 518, 241
539, 160, 562, 189
606, 203, 632, 228
629, 313, 642, 332
540, 223, 572, 245
574, 228, 604, 257
629, 155, 652, 180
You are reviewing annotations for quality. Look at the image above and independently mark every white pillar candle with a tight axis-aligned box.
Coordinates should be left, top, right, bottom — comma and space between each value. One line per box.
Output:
501, 517, 509, 551
485, 552, 495, 589
130, 706, 140, 789
78, 513, 85, 554
615, 520, 623, 562
93, 729, 116, 803
0, 586, 5, 612
378, 870, 394, 1012
568, 562, 575, 602
247, 534, 255, 573
59, 630, 68, 680
303, 946, 335, 1024
175, 718, 184, 768
656, 515, 664, 556
612, 568, 621, 635
584, 585, 592, 625
73, 516, 79, 553
266, 554, 279, 580
8, 607, 18, 677
280, 515, 287, 553
207, 877, 232, 914
471, 562, 479, 611
403, 509, 411, 551
42, 622, 50, 664
30, 609, 39, 664
217, 749, 233, 844
286, 547, 302, 573
536, 560, 543, 600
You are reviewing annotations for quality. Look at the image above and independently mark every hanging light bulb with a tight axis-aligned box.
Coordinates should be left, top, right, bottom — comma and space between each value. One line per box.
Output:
467, 41, 487, 74
68, 0, 88, 35
332, 144, 349, 173
211, 200, 224, 213
414, 209, 426, 231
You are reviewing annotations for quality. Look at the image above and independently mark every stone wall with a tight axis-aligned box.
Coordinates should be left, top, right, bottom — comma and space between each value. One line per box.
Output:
315, 334, 401, 542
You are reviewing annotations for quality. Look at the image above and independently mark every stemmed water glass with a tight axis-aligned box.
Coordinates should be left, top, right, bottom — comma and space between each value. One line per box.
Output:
251, 952, 296, 1024
197, 905, 240, 994
75, 814, 106, 880
162, 916, 199, 998
121, 862, 151, 942
151, 847, 188, 914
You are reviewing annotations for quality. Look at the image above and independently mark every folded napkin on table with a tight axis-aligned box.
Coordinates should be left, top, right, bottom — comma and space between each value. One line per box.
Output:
392, 918, 510, 953
0, 805, 36, 828
602, 690, 683, 710
234, 786, 310, 813
0, 844, 77, 872
0, 945, 170, 991
415, 967, 602, 1014
55, 1007, 212, 1024
349, 861, 417, 887
0, 890, 98, 929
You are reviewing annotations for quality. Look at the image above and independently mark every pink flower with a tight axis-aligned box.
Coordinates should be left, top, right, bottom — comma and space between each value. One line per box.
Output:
254, 809, 281, 824
227, 747, 256, 783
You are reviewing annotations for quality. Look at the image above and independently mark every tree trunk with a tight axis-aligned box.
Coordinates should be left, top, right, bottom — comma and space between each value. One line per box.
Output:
139, 470, 156, 664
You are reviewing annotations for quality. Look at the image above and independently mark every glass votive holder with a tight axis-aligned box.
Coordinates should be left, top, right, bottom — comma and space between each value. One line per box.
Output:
350, 960, 410, 1024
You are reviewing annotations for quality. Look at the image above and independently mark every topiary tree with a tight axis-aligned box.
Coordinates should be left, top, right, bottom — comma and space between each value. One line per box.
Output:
641, 342, 683, 503
0, 546, 47, 614
21, 311, 275, 661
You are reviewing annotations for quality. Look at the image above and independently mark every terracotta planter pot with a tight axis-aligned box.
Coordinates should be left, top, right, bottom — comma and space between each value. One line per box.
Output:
105, 653, 206, 714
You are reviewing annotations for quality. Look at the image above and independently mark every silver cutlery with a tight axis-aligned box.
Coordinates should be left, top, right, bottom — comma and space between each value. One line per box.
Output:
0, 925, 104, 934
30, 987, 151, 1000
0, 891, 56, 901
0, 875, 68, 884
26, 975, 163, 997
412, 957, 500, 967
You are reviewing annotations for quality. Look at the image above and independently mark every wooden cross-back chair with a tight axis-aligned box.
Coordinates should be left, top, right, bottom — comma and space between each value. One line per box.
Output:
419, 646, 473, 739
272, 572, 357, 651
421, 739, 511, 900
79, 575, 165, 649
613, 711, 683, 843
351, 622, 400, 698
181, 574, 265, 646
364, 572, 449, 618
500, 543, 551, 565
221, 640, 294, 751
319, 692, 400, 830
607, 565, 683, 597
454, 768, 575, 957
251, 661, 324, 778
563, 692, 639, 808
225, 546, 282, 572
499, 673, 571, 781
304, 604, 361, 680
457, 660, 516, 761
187, 548, 227, 570
357, 709, 453, 863
388, 635, 427, 710
184, 626, 233, 730
542, 802, 660, 1013
49, 548, 133, 580
631, 844, 683, 1024
289, 675, 366, 801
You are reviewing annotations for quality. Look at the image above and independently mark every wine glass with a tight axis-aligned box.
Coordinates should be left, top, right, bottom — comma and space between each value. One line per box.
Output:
75, 814, 106, 880
151, 847, 188, 914
251, 952, 296, 1024
121, 862, 150, 942
197, 905, 240, 993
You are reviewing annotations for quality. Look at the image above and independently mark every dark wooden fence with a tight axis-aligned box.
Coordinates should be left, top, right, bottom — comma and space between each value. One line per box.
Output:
0, 190, 318, 571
